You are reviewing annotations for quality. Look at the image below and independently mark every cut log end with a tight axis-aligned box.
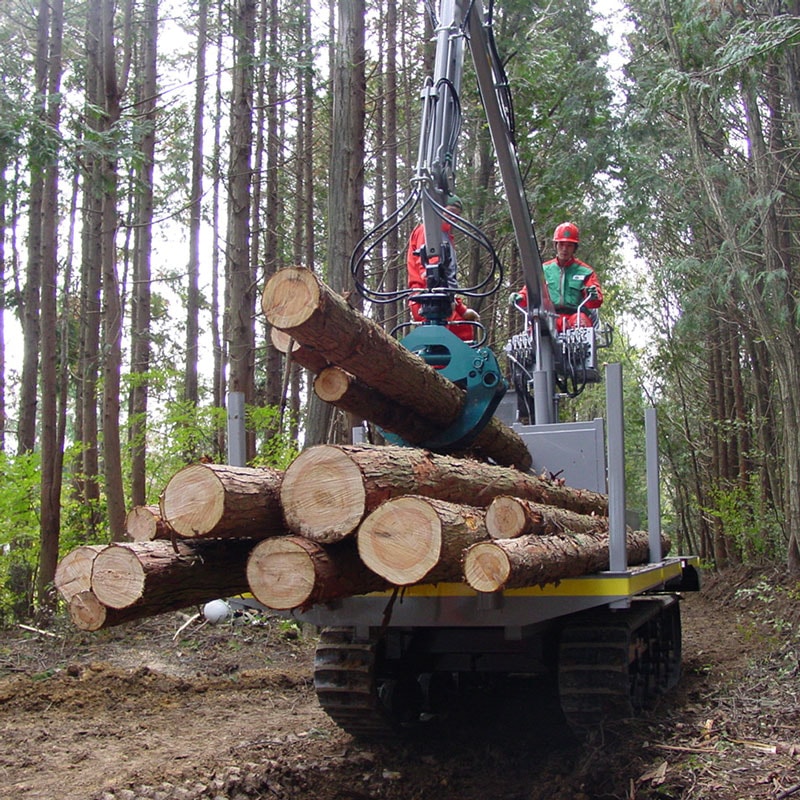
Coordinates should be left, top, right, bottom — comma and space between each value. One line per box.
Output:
463, 541, 511, 593
91, 545, 146, 609
314, 366, 351, 403
247, 537, 316, 610
68, 590, 109, 631
281, 446, 367, 542
161, 464, 225, 538
54, 545, 103, 602
485, 496, 528, 539
262, 267, 321, 329
357, 496, 441, 585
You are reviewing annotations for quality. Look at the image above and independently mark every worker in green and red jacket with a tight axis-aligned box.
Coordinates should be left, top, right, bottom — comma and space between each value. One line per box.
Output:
511, 222, 603, 331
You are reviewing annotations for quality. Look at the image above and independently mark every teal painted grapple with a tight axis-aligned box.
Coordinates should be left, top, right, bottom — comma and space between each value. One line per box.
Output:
381, 323, 507, 451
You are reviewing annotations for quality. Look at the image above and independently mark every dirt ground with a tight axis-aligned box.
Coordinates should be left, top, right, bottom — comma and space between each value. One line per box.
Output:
2, 566, 800, 800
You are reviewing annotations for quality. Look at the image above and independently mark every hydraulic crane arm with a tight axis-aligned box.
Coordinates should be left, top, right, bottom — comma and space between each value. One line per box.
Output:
413, 0, 558, 422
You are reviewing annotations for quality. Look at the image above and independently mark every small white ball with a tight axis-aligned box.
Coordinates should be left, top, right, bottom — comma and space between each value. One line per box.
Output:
202, 599, 231, 624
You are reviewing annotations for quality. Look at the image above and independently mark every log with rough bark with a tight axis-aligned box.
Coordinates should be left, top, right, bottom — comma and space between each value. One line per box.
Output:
271, 327, 329, 375
246, 536, 388, 610
485, 496, 609, 540
54, 545, 106, 603
463, 530, 671, 592
89, 539, 255, 612
125, 504, 174, 542
357, 495, 488, 585
67, 590, 143, 631
262, 266, 531, 470
160, 463, 284, 539
280, 443, 608, 543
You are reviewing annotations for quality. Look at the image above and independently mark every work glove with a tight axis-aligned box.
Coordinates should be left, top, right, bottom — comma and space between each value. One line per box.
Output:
510, 292, 524, 305
586, 285, 599, 301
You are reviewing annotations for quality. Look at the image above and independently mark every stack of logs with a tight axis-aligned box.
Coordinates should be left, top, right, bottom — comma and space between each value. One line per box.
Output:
55, 267, 668, 632
56, 444, 667, 631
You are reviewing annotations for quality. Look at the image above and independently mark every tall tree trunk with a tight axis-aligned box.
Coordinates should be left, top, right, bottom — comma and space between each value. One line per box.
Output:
130, 0, 158, 507
100, 0, 128, 540
19, 0, 51, 456
79, 1, 103, 533
226, 0, 256, 460
185, 0, 208, 405
38, 0, 65, 607
305, 0, 366, 446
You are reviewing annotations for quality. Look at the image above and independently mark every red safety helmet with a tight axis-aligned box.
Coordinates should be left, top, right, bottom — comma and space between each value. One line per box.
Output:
553, 222, 580, 244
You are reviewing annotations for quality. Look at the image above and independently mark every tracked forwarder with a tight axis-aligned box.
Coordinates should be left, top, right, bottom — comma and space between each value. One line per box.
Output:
289, 0, 699, 738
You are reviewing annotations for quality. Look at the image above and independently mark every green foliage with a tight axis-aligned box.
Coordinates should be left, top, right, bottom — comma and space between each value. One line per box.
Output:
702, 477, 785, 564
0, 452, 42, 625
247, 405, 300, 470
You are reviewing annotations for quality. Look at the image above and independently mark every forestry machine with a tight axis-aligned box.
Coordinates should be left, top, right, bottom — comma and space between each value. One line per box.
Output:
293, 0, 699, 739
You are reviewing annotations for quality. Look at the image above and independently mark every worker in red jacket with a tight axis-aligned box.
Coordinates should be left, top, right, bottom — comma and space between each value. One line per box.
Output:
511, 222, 603, 331
407, 195, 479, 342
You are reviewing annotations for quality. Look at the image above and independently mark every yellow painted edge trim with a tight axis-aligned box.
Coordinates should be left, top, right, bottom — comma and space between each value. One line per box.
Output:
362, 557, 699, 600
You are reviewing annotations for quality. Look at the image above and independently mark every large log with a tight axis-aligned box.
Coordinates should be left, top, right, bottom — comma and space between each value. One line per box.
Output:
125, 504, 173, 542
313, 366, 532, 469
463, 530, 671, 592
262, 266, 531, 470
89, 540, 255, 611
54, 545, 106, 603
246, 536, 388, 610
67, 590, 143, 631
160, 462, 284, 539
280, 443, 608, 543
357, 495, 488, 585
485, 496, 608, 540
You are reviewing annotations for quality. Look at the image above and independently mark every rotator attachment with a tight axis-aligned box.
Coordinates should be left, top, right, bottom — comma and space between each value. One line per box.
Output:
380, 324, 507, 452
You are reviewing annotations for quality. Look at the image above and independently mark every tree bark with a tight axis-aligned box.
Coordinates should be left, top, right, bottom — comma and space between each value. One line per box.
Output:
463, 530, 670, 593
159, 463, 284, 539
125, 504, 173, 542
357, 495, 488, 585
89, 539, 254, 611
262, 267, 532, 469
280, 443, 607, 543
485, 496, 608, 539
246, 536, 387, 610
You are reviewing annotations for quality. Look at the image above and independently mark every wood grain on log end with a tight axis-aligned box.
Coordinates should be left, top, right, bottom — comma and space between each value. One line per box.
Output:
68, 590, 109, 631
463, 541, 511, 592
247, 537, 316, 610
91, 545, 145, 609
262, 267, 320, 329
357, 496, 441, 585
55, 545, 105, 602
270, 326, 299, 354
485, 496, 528, 539
161, 464, 226, 537
126, 505, 161, 542
314, 366, 351, 402
281, 446, 366, 542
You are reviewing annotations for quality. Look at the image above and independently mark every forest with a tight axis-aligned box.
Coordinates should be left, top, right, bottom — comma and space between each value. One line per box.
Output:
1, 0, 799, 621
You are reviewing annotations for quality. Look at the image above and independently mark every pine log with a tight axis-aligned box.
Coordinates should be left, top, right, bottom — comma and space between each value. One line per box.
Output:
485, 496, 608, 539
281, 443, 608, 543
357, 495, 488, 585
54, 545, 106, 603
463, 530, 671, 592
160, 462, 284, 539
68, 590, 142, 631
125, 504, 173, 542
314, 365, 442, 443
262, 267, 531, 469
246, 536, 388, 610
271, 327, 329, 374
89, 540, 255, 611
